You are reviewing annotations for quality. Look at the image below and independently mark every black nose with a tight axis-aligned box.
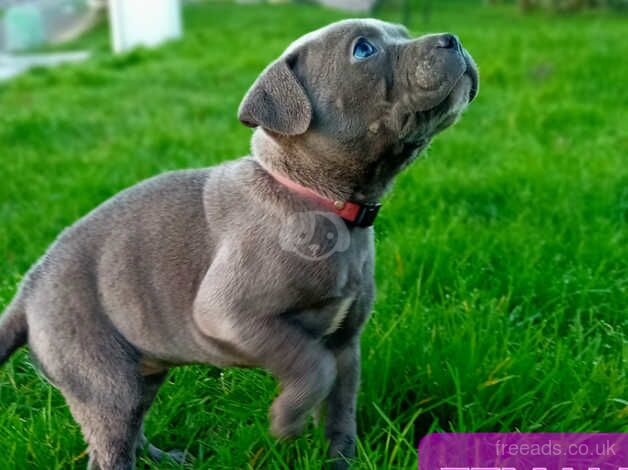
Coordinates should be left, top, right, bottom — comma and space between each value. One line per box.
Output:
436, 33, 460, 51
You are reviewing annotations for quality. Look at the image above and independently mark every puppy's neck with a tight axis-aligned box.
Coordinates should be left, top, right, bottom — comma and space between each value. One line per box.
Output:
252, 129, 365, 203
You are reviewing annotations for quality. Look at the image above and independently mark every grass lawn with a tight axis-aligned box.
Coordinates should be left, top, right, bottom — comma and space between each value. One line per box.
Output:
0, 1, 626, 468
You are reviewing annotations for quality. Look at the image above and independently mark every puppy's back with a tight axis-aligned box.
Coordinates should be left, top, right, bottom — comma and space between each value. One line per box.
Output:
21, 169, 214, 351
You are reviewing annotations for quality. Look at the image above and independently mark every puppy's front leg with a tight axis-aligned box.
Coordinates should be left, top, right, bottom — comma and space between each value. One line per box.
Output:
323, 285, 373, 470
325, 339, 360, 470
251, 318, 339, 438
197, 307, 337, 438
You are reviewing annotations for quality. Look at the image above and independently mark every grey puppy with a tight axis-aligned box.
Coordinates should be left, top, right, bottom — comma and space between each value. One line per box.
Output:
0, 19, 478, 469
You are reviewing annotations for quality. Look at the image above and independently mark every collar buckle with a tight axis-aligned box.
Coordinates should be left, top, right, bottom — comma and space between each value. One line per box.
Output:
351, 203, 381, 228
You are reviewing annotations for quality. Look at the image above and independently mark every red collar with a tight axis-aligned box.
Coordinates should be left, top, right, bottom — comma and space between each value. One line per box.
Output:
269, 170, 381, 228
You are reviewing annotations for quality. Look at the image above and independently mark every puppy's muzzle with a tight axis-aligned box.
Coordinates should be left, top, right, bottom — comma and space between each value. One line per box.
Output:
407, 32, 479, 111
432, 33, 478, 102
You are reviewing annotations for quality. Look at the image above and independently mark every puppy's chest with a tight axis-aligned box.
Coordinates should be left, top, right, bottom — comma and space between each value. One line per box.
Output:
289, 294, 356, 338
286, 250, 369, 338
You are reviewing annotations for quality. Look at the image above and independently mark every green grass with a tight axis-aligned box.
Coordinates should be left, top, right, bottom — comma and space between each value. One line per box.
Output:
0, 1, 626, 468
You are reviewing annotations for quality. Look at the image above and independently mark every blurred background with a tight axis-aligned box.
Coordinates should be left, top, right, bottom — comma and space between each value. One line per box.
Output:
0, 0, 626, 468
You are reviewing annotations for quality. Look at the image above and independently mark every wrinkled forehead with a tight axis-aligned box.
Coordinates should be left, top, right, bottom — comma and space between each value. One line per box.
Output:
284, 19, 410, 56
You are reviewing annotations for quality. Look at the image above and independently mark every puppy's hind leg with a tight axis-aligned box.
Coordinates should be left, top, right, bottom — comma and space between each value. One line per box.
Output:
31, 316, 146, 469
25, 268, 152, 469
62, 356, 146, 470
135, 372, 187, 465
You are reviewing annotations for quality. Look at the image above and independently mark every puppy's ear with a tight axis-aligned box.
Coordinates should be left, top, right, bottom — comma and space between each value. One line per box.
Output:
238, 55, 312, 136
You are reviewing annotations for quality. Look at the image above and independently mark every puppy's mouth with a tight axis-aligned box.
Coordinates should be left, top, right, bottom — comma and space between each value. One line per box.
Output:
412, 56, 477, 129
403, 88, 460, 139
427, 57, 479, 113
393, 50, 478, 159
396, 70, 475, 158
463, 51, 479, 102
421, 51, 479, 114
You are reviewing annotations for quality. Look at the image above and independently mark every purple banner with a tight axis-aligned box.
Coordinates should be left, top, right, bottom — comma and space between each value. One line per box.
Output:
419, 433, 627, 470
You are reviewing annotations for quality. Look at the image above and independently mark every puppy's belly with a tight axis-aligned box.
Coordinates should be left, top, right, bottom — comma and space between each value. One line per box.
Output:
139, 332, 258, 371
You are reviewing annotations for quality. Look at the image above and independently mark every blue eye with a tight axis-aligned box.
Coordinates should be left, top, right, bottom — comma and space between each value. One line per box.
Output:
353, 38, 377, 60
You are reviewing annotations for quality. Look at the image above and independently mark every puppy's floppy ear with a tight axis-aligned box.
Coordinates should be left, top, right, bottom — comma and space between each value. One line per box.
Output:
238, 55, 312, 136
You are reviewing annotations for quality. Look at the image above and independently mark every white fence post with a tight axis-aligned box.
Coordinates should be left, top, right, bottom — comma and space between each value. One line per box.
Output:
108, 0, 182, 54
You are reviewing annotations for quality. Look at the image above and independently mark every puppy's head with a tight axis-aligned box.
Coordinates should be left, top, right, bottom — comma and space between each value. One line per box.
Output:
239, 19, 479, 200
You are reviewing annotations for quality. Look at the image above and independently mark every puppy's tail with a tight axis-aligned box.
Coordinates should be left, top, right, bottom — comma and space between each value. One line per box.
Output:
0, 296, 28, 366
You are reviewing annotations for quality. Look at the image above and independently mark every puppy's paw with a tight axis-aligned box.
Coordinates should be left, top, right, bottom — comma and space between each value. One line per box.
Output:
327, 459, 351, 470
164, 449, 189, 465
269, 401, 307, 440
327, 432, 356, 470
146, 443, 191, 465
